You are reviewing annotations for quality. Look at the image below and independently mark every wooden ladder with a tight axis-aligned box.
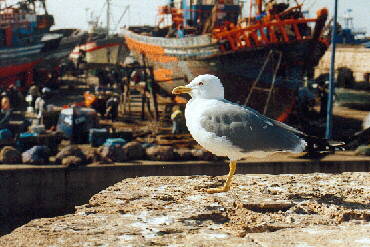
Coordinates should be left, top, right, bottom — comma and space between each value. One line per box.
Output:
244, 50, 282, 115
122, 85, 145, 121
121, 62, 159, 122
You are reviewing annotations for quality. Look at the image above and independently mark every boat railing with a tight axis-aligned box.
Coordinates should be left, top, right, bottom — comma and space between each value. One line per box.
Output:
213, 9, 328, 52
122, 29, 212, 48
213, 18, 315, 51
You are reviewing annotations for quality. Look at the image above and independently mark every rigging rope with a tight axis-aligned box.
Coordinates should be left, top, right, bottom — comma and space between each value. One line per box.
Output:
96, 1, 107, 25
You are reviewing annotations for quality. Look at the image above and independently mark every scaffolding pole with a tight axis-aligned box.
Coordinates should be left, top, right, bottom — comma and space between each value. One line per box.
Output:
325, 0, 338, 140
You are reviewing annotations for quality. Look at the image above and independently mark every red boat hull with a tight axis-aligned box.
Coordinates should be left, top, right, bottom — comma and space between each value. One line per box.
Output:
0, 59, 42, 89
0, 59, 41, 78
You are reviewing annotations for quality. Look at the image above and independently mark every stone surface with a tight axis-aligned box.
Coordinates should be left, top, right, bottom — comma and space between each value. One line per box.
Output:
192, 148, 219, 161
315, 47, 370, 82
100, 145, 127, 162
21, 146, 50, 165
174, 148, 193, 160
146, 145, 174, 161
61, 156, 84, 167
84, 148, 101, 163
0, 146, 21, 164
123, 141, 145, 160
55, 146, 87, 164
0, 172, 369, 246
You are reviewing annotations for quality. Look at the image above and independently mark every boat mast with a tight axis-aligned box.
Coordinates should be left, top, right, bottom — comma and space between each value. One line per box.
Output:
326, 0, 338, 140
106, 0, 111, 35
190, 0, 193, 23
256, 0, 263, 16
249, 0, 253, 25
40, 0, 48, 15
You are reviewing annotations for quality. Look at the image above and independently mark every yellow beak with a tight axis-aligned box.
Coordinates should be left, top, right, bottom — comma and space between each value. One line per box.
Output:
172, 86, 192, 95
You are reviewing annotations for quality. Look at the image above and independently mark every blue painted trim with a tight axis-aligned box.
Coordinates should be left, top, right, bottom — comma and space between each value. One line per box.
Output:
325, 0, 338, 140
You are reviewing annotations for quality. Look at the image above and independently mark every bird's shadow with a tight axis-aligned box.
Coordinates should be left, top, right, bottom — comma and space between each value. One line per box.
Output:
290, 193, 370, 211
317, 194, 370, 210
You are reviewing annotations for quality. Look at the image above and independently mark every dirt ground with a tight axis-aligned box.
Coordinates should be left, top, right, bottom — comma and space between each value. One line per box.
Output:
0, 173, 368, 246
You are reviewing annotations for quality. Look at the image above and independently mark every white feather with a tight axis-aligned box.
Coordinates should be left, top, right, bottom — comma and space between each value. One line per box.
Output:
183, 75, 306, 161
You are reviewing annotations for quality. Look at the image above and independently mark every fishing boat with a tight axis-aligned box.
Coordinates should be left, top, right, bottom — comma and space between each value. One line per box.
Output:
69, 0, 129, 67
122, 0, 329, 121
37, 28, 86, 70
0, 0, 83, 89
69, 34, 124, 66
0, 0, 54, 88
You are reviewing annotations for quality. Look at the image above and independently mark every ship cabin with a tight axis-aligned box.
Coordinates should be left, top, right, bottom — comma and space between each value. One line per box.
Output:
0, 5, 53, 48
129, 0, 240, 38
171, 0, 240, 32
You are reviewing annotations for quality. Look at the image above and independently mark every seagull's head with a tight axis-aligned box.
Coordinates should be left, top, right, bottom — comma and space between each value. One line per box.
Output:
172, 74, 224, 100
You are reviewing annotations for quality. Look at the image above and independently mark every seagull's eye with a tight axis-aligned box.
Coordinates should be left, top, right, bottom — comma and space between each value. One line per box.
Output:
198, 82, 204, 86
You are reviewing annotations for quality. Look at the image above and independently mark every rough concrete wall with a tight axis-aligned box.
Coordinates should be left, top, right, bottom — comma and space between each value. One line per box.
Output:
315, 47, 370, 82
0, 158, 369, 222
0, 162, 226, 222
1, 174, 369, 247
0, 168, 67, 218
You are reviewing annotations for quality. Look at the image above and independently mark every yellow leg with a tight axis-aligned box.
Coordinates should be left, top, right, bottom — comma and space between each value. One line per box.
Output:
207, 160, 237, 194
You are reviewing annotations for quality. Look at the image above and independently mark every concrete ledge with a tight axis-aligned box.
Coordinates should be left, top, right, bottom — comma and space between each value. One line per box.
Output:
0, 152, 369, 234
1, 173, 369, 246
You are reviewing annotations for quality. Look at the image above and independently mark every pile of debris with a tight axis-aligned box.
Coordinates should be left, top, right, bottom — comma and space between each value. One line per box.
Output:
0, 127, 220, 166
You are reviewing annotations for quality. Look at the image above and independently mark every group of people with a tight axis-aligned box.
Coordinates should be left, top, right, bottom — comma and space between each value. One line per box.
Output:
0, 84, 27, 131
96, 67, 123, 89
0, 83, 40, 137
0, 84, 24, 109
166, 23, 187, 38
27, 84, 52, 125
92, 67, 124, 122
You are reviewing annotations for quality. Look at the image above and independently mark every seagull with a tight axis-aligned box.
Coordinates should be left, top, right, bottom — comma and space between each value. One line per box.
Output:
172, 74, 308, 193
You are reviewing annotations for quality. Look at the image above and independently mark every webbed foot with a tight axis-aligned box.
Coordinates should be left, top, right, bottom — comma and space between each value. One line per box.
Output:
205, 160, 237, 194
206, 186, 230, 194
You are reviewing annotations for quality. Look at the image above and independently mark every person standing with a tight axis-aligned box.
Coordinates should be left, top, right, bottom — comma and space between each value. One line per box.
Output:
6, 85, 18, 109
76, 49, 86, 71
105, 96, 119, 121
28, 83, 41, 108
0, 96, 13, 130
96, 68, 108, 88
176, 24, 185, 38
111, 68, 121, 89
170, 105, 186, 134
319, 81, 329, 118
34, 95, 45, 125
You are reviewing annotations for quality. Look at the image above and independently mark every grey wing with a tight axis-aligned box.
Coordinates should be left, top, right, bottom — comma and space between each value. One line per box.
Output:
247, 105, 306, 137
200, 101, 305, 153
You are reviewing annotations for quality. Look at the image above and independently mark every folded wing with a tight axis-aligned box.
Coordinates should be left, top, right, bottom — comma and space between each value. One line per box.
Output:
199, 100, 306, 153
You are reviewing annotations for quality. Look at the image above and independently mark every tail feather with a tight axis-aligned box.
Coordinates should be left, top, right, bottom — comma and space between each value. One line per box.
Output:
303, 135, 345, 154
344, 126, 370, 149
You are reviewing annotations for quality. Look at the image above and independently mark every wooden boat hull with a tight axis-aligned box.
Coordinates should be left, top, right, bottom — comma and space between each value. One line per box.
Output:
0, 43, 44, 75
0, 43, 44, 87
37, 30, 86, 70
69, 36, 124, 65
123, 29, 328, 120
